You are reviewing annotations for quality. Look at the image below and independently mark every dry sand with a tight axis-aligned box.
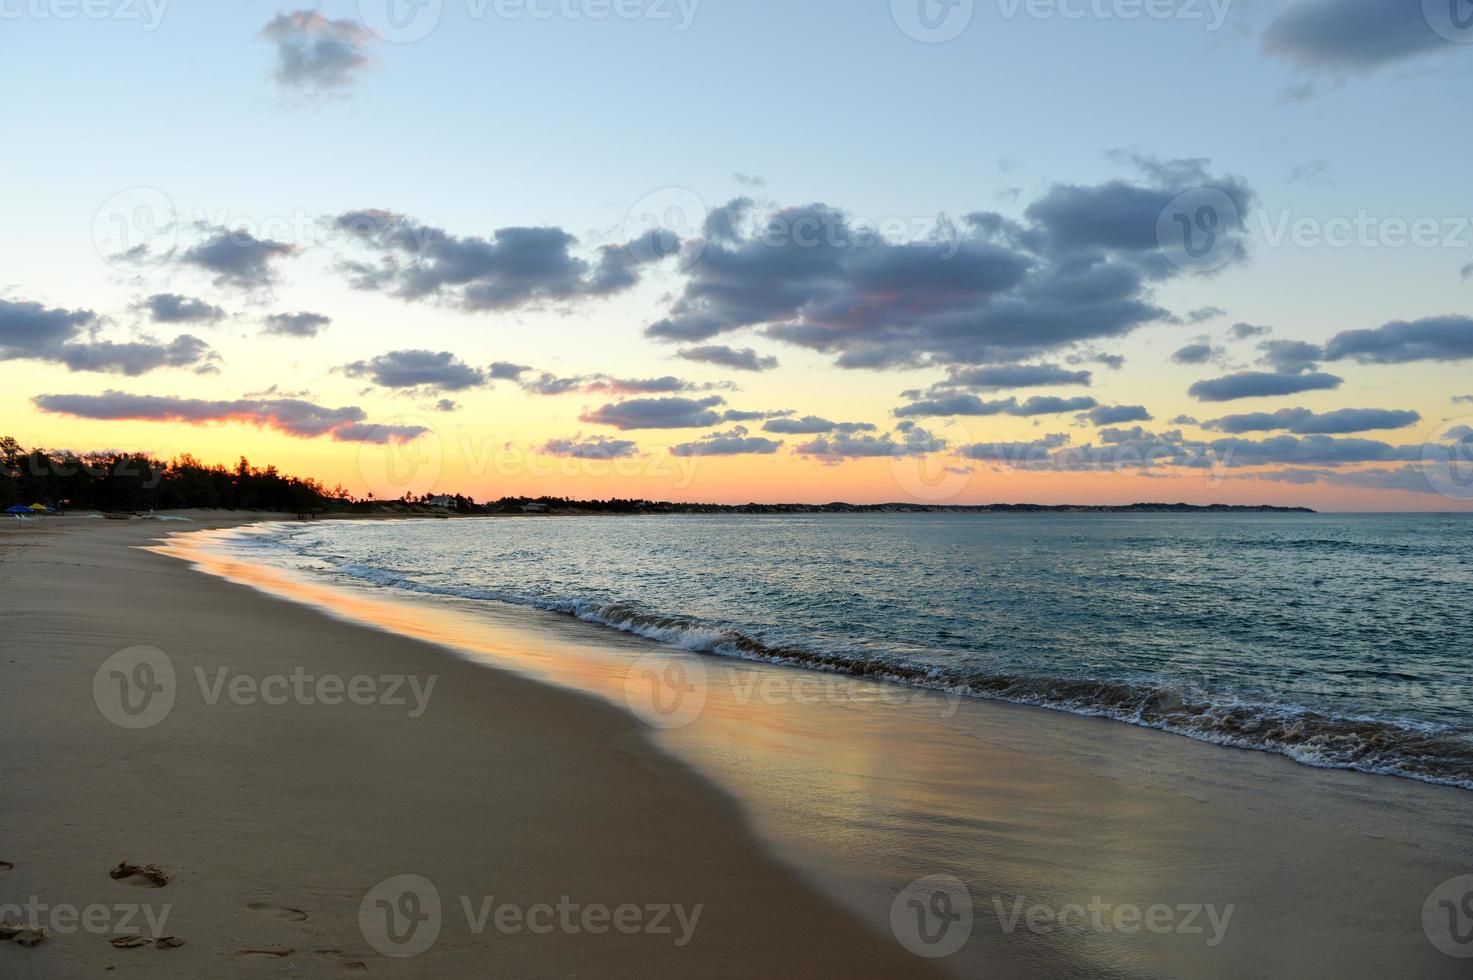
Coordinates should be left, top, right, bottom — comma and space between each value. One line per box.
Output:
0, 515, 939, 978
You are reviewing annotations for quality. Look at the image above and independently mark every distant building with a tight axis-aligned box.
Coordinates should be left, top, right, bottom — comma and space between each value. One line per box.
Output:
521, 502, 548, 513
426, 494, 457, 509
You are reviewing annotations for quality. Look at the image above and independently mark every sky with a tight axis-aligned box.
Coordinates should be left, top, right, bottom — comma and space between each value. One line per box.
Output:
2, 0, 1472, 510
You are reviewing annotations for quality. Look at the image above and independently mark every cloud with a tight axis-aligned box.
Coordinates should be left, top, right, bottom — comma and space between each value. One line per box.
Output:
669, 427, 784, 457
1262, 0, 1451, 74
435, 399, 460, 412
542, 435, 641, 459
644, 157, 1253, 369
1185, 306, 1225, 323
733, 172, 767, 188
261, 11, 374, 92
937, 362, 1092, 391
1322, 315, 1473, 364
333, 209, 674, 312
137, 293, 225, 325
893, 393, 1098, 418
1461, 262, 1473, 282
761, 416, 876, 435
1454, 394, 1473, 404
1255, 465, 1440, 494
721, 408, 792, 422
1286, 159, 1333, 186
33, 390, 421, 443
182, 227, 300, 290
1085, 404, 1153, 426
489, 362, 532, 381
1257, 338, 1324, 373
580, 395, 726, 430
0, 297, 217, 376
676, 345, 779, 372
1189, 371, 1343, 402
1171, 341, 1216, 365
53, 335, 219, 376
959, 432, 1071, 463
1230, 322, 1271, 340
331, 423, 431, 444
1203, 407, 1422, 435
263, 311, 332, 338
795, 422, 947, 460
518, 372, 716, 396
342, 349, 486, 392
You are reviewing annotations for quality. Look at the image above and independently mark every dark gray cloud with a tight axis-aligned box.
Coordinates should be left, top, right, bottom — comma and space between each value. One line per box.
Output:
332, 209, 673, 312
1171, 342, 1216, 365
1262, 0, 1452, 73
957, 427, 1431, 473
761, 416, 876, 435
1257, 338, 1325, 373
795, 422, 946, 460
1255, 465, 1440, 494
435, 399, 460, 412
138, 293, 226, 325
1203, 407, 1422, 435
33, 390, 422, 443
332, 423, 432, 444
487, 362, 531, 382
263, 311, 332, 338
0, 297, 216, 376
580, 395, 725, 430
669, 427, 784, 457
183, 227, 300, 290
342, 349, 486, 392
893, 393, 1098, 418
54, 335, 218, 376
676, 345, 779, 372
1186, 306, 1225, 323
1188, 370, 1343, 401
542, 435, 641, 459
938, 362, 1092, 391
518, 372, 716, 396
644, 158, 1253, 369
1086, 404, 1153, 426
1230, 322, 1271, 340
721, 408, 792, 422
1322, 315, 1473, 364
261, 11, 374, 92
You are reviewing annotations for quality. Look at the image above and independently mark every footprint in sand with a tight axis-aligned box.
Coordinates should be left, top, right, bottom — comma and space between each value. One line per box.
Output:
315, 949, 372, 977
245, 902, 308, 922
0, 860, 13, 870
108, 861, 171, 888
233, 946, 295, 958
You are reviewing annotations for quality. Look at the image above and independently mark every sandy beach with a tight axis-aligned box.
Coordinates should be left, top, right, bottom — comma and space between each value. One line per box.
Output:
0, 515, 936, 978
4, 514, 1473, 978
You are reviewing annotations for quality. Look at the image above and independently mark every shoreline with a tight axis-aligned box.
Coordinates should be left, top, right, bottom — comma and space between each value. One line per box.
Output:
156, 515, 1473, 978
0, 516, 937, 977
7, 513, 1473, 976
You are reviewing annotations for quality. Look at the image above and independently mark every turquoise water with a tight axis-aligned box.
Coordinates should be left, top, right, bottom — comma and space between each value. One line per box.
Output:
228, 513, 1473, 788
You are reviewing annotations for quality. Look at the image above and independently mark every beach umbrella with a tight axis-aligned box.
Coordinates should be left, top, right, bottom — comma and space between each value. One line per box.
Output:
4, 505, 30, 514
29, 503, 49, 512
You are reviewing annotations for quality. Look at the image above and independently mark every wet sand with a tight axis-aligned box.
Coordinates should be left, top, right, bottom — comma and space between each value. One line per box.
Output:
0, 516, 936, 978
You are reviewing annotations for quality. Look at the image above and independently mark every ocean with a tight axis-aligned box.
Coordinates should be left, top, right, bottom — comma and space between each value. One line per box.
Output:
215, 512, 1473, 789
